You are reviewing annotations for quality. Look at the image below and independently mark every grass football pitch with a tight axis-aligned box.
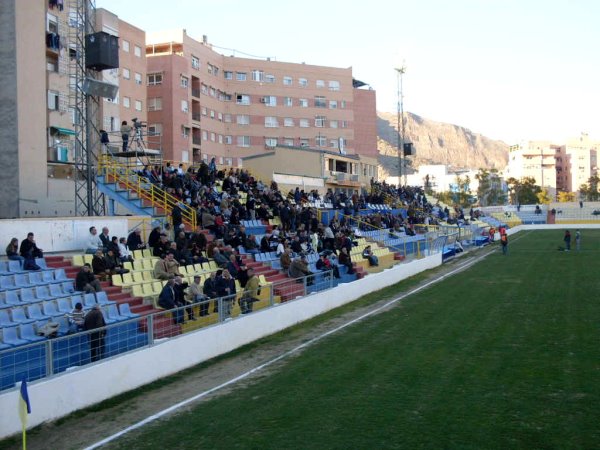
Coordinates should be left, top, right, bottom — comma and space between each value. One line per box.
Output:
107, 230, 599, 449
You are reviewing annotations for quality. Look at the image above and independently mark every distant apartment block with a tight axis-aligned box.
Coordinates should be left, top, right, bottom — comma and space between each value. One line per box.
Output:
145, 30, 377, 165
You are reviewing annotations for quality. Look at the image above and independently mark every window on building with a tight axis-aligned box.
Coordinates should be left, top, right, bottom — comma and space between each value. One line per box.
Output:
191, 55, 200, 69
316, 135, 327, 147
148, 123, 162, 136
284, 138, 294, 146
330, 120, 338, 129
341, 120, 348, 128
299, 98, 308, 107
47, 90, 59, 110
147, 73, 162, 85
265, 74, 275, 83
265, 116, 279, 128
224, 71, 233, 80
46, 13, 58, 33
316, 79, 325, 88
218, 112, 223, 121
236, 72, 247, 81
237, 136, 250, 147
329, 139, 339, 149
210, 110, 215, 118
180, 75, 189, 88
314, 96, 326, 108
210, 132, 216, 142
329, 100, 338, 109
224, 114, 232, 123
181, 100, 189, 112
283, 76, 293, 86
202, 130, 208, 140
262, 95, 277, 107
265, 137, 277, 148
252, 70, 264, 82
225, 135, 232, 144
284, 117, 294, 127
218, 134, 223, 144
134, 72, 142, 85
210, 87, 216, 97
181, 125, 190, 138
123, 96, 130, 108
134, 45, 141, 57
201, 84, 208, 95
341, 100, 346, 108
237, 114, 250, 125
300, 138, 309, 147
122, 40, 129, 52
135, 100, 142, 111
147, 97, 162, 111
328, 80, 340, 91
299, 78, 308, 87
299, 119, 309, 128
284, 97, 293, 107
122, 68, 130, 79
315, 116, 326, 127
236, 94, 250, 105
201, 106, 207, 116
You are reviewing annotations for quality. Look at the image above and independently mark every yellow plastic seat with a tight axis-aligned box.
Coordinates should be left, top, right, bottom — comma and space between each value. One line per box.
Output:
142, 249, 152, 259
133, 250, 144, 260
72, 255, 85, 267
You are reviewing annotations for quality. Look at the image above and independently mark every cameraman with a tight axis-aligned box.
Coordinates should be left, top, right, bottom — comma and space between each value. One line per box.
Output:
120, 120, 132, 152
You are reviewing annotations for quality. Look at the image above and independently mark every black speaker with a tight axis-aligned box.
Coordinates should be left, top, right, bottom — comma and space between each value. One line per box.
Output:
85, 32, 119, 71
403, 142, 414, 156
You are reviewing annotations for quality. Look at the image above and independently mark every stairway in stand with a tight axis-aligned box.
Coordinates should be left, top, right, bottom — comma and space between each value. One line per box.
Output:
46, 255, 181, 339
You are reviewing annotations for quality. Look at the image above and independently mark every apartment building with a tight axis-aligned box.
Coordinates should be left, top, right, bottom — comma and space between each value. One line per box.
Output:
555, 133, 598, 192
0, 2, 145, 218
146, 30, 377, 165
505, 141, 557, 193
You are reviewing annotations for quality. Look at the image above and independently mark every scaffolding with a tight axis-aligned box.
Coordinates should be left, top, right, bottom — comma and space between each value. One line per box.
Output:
70, 0, 105, 216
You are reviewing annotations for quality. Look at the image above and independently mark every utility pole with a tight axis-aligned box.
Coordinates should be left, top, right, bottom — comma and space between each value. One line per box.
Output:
395, 64, 406, 186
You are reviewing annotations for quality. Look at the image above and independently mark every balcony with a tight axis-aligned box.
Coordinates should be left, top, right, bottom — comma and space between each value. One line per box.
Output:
46, 32, 60, 54
192, 113, 201, 122
191, 88, 200, 98
192, 136, 201, 145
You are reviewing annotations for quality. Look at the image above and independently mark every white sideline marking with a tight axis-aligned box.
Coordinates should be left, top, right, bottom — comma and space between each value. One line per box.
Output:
84, 238, 526, 449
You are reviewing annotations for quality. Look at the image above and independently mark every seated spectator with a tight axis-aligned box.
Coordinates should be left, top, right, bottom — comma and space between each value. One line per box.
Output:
188, 275, 209, 316
85, 226, 104, 254
117, 237, 134, 263
158, 278, 184, 325
244, 234, 259, 255
99, 227, 111, 251
240, 267, 260, 314
126, 228, 146, 251
75, 263, 102, 293
226, 254, 241, 278
153, 252, 180, 280
173, 275, 195, 321
212, 248, 229, 268
203, 271, 219, 313
316, 253, 340, 279
362, 245, 379, 267
6, 238, 24, 263
338, 247, 355, 275
216, 269, 236, 318
92, 249, 111, 280
289, 256, 314, 285
280, 247, 292, 272
152, 233, 171, 258
67, 302, 85, 333
20, 232, 43, 259
148, 225, 162, 253
260, 234, 272, 253
107, 236, 120, 256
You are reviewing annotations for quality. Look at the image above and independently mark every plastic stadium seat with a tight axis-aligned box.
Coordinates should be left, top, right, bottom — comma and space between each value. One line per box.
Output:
143, 249, 152, 259
133, 250, 144, 260
61, 282, 75, 295
35, 257, 50, 270
119, 303, 140, 319
96, 291, 116, 306
69, 294, 84, 309
27, 303, 51, 321
57, 298, 72, 314
42, 301, 64, 318
19, 323, 46, 343
0, 275, 17, 290
19, 288, 40, 305
0, 310, 17, 327
55, 316, 70, 336
142, 271, 152, 281
49, 283, 70, 299
132, 271, 145, 284
5, 290, 23, 306
0, 261, 10, 275
8, 260, 26, 273
27, 271, 46, 286
107, 304, 127, 322
54, 269, 69, 282
41, 270, 57, 284
1, 326, 29, 347
35, 285, 54, 301
11, 307, 36, 324
83, 293, 97, 309
14, 273, 32, 289
72, 255, 85, 267
111, 274, 124, 287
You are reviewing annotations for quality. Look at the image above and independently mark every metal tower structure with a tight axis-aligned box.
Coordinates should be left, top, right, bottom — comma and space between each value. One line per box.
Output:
70, 0, 105, 216
395, 64, 406, 186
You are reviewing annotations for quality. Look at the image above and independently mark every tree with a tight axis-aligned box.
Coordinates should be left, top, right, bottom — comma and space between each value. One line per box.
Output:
580, 175, 600, 201
557, 191, 575, 203
537, 188, 552, 204
475, 169, 506, 206
505, 176, 541, 205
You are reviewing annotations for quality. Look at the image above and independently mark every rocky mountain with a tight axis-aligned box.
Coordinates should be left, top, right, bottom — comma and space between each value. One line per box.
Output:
377, 111, 509, 178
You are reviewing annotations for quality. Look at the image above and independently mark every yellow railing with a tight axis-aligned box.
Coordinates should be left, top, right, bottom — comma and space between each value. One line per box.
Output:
98, 155, 197, 229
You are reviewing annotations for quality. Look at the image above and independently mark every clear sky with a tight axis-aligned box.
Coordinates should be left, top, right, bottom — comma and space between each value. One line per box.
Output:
96, 0, 600, 144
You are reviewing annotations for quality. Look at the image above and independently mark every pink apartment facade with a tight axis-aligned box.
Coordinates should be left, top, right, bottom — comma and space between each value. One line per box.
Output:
146, 30, 377, 165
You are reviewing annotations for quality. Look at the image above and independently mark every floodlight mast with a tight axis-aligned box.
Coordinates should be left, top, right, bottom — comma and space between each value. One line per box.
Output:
395, 65, 406, 186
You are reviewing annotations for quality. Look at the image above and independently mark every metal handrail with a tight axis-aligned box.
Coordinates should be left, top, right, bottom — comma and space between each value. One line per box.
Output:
98, 155, 197, 229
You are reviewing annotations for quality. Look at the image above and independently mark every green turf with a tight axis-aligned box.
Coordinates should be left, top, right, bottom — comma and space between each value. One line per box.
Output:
108, 230, 599, 450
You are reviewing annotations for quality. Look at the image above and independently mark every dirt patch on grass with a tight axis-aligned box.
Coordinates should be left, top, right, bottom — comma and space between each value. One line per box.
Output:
3, 247, 494, 450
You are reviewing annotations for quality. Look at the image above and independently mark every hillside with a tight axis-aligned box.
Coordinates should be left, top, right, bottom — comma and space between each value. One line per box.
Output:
377, 111, 509, 178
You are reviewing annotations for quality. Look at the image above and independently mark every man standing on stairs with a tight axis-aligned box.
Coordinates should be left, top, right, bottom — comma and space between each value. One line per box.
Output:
171, 204, 183, 237
84, 304, 106, 362
240, 267, 260, 314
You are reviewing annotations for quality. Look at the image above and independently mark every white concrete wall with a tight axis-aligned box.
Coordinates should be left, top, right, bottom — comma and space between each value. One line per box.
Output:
0, 217, 146, 255
0, 253, 441, 437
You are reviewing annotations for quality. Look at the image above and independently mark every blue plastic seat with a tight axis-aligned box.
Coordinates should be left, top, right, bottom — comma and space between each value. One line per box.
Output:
107, 304, 127, 322
11, 307, 36, 324
35, 258, 50, 270
57, 298, 72, 314
1, 325, 29, 347
0, 275, 18, 290
42, 301, 64, 318
42, 270, 57, 284
27, 271, 46, 286
118, 303, 140, 318
83, 293, 97, 309
0, 310, 17, 327
14, 273, 33, 289
20, 288, 42, 304
55, 316, 70, 336
69, 294, 84, 309
7, 260, 26, 274
49, 283, 70, 298
54, 269, 69, 282
5, 290, 23, 306
35, 285, 54, 301
101, 308, 117, 325
61, 281, 75, 295
0, 261, 10, 275
96, 291, 116, 306
20, 323, 46, 343
27, 303, 51, 321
